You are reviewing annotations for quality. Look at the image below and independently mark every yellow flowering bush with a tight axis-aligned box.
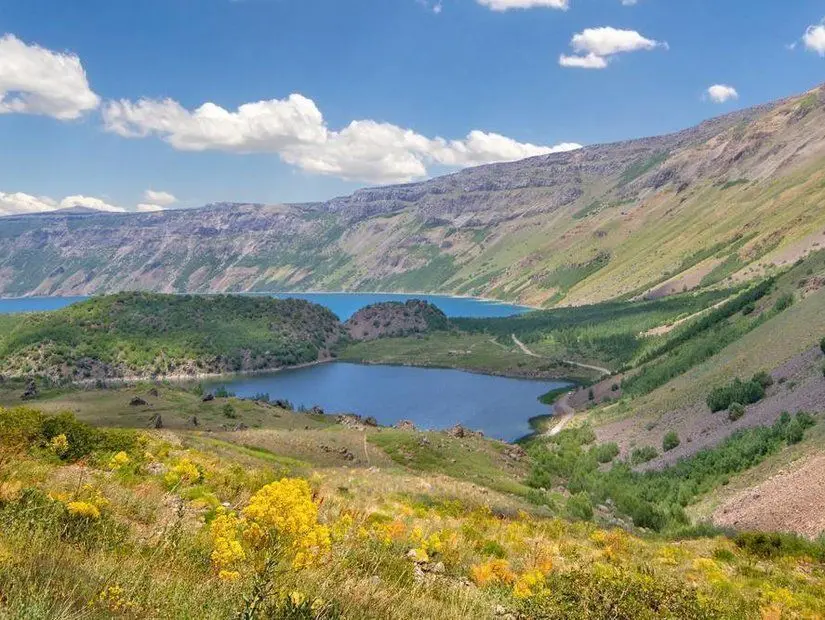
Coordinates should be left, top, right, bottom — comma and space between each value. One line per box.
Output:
210, 508, 246, 581
66, 501, 101, 520
513, 570, 547, 599
164, 458, 201, 487
49, 434, 69, 457
208, 477, 331, 581
470, 559, 515, 587
109, 451, 130, 470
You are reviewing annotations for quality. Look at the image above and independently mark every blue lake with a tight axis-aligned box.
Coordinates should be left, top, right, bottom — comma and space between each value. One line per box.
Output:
0, 292, 530, 320
203, 362, 569, 442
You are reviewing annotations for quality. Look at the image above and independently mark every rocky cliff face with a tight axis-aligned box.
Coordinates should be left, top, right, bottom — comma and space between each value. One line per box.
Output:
2, 85, 825, 306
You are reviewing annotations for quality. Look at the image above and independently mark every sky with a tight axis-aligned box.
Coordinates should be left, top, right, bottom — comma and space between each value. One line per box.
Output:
0, 0, 824, 215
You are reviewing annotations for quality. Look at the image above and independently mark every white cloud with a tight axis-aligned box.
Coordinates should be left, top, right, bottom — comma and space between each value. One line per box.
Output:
559, 53, 608, 69
136, 203, 166, 212
103, 94, 581, 184
706, 84, 739, 104
559, 26, 664, 69
476, 0, 568, 10
621, 0, 638, 5
803, 22, 825, 55
0, 192, 124, 217
0, 192, 57, 216
142, 189, 178, 206
58, 195, 125, 212
0, 34, 99, 120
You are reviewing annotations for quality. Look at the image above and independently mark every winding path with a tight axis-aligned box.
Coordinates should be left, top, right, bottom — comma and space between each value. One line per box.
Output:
510, 334, 612, 376
547, 394, 575, 436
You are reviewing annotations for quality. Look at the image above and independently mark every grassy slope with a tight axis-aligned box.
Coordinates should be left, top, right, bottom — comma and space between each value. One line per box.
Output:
1, 397, 824, 619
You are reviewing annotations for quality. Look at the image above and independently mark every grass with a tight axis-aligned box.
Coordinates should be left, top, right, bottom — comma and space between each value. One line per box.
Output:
1, 403, 823, 619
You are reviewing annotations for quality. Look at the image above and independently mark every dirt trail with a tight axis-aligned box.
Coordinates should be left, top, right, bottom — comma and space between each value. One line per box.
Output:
642, 298, 731, 337
546, 394, 574, 436
510, 334, 611, 376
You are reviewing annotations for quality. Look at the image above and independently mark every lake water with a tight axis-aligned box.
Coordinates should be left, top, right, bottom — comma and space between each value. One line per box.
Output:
0, 292, 530, 320
203, 362, 570, 442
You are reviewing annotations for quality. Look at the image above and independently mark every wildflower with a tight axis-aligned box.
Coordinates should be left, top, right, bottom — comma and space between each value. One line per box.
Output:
470, 559, 515, 587
210, 509, 245, 576
109, 451, 130, 470
289, 591, 306, 606
218, 570, 241, 582
409, 547, 429, 563
513, 570, 546, 599
163, 458, 201, 487
331, 513, 354, 542
94, 584, 137, 614
66, 501, 101, 520
49, 434, 69, 457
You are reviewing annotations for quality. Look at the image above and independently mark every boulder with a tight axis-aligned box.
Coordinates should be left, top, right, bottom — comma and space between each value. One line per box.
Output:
395, 420, 417, 431
129, 396, 149, 406
201, 393, 215, 402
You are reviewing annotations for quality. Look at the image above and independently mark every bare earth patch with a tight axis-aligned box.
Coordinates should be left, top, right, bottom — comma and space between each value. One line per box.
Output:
712, 454, 825, 538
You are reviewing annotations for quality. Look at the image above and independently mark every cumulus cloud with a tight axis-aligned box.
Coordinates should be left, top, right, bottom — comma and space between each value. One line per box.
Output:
0, 34, 100, 120
103, 94, 581, 184
58, 195, 125, 212
803, 22, 825, 55
476, 0, 568, 10
706, 84, 739, 104
142, 189, 178, 206
559, 26, 665, 69
0, 192, 125, 217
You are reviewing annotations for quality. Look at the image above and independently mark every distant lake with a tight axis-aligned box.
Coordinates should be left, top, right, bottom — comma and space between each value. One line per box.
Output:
0, 292, 530, 320
203, 362, 569, 442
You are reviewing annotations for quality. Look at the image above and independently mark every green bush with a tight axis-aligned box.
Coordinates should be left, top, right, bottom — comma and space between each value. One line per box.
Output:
774, 293, 794, 312
820, 336, 825, 355
707, 374, 767, 412
662, 431, 680, 452
734, 531, 825, 561
630, 446, 658, 465
222, 403, 237, 419
565, 492, 593, 521
590, 443, 620, 464
728, 402, 746, 422
40, 412, 137, 461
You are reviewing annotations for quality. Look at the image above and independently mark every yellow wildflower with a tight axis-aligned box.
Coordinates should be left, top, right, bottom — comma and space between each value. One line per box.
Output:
289, 591, 306, 606
513, 570, 546, 599
66, 501, 101, 520
470, 559, 515, 587
109, 451, 130, 470
331, 513, 354, 542
164, 458, 201, 487
49, 434, 69, 457
210, 509, 246, 576
218, 570, 241, 582
94, 584, 137, 614
410, 547, 429, 563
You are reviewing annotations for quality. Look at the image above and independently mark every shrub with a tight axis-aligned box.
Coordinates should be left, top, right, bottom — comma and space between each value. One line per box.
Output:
630, 446, 658, 465
566, 492, 593, 521
733, 531, 825, 561
752, 371, 774, 388
590, 443, 620, 464
774, 293, 794, 312
707, 375, 767, 412
728, 402, 746, 422
222, 403, 237, 419
213, 386, 234, 398
741, 303, 755, 316
588, 388, 595, 401
821, 336, 825, 355
662, 431, 680, 452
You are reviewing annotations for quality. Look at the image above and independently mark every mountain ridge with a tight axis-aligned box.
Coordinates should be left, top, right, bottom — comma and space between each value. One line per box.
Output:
2, 83, 824, 306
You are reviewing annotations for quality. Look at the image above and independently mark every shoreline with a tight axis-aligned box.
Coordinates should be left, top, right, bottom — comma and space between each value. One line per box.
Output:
0, 290, 541, 311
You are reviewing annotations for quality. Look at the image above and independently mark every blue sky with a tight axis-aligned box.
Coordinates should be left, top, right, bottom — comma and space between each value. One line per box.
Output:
0, 0, 824, 214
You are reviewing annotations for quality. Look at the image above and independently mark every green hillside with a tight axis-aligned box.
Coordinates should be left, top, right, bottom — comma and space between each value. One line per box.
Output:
0, 293, 344, 381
